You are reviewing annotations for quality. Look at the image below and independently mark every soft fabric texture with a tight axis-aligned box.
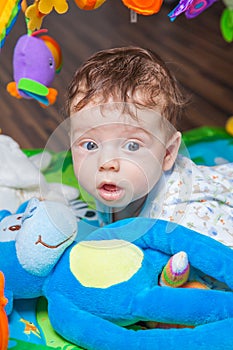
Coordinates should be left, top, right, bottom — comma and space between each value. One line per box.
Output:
0, 198, 77, 313
7, 32, 61, 106
0, 135, 79, 212
159, 251, 190, 287
2, 203, 233, 349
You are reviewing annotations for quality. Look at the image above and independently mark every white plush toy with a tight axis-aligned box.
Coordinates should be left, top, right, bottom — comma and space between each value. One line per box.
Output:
0, 135, 79, 212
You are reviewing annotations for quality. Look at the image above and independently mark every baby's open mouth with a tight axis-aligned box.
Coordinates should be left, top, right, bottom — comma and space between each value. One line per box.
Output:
98, 183, 124, 201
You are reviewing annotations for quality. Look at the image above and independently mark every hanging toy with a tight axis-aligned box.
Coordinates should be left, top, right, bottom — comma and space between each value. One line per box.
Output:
38, 0, 69, 14
225, 116, 233, 136
122, 0, 163, 15
25, 0, 69, 31
0, 272, 8, 350
40, 34, 63, 72
220, 0, 233, 42
73, 0, 107, 10
0, 0, 23, 48
25, 0, 47, 31
6, 29, 62, 107
168, 0, 217, 21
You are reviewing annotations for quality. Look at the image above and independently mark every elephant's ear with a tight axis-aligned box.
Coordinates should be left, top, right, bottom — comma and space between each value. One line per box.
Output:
21, 197, 40, 223
0, 210, 11, 222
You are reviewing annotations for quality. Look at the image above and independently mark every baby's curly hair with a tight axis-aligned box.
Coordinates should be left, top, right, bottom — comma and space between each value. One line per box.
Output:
66, 46, 187, 126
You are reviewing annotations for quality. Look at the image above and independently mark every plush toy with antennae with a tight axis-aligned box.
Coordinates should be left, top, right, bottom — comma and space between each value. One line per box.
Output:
7, 29, 62, 107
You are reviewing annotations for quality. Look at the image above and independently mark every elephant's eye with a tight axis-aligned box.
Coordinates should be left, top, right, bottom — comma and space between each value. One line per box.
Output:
9, 225, 21, 231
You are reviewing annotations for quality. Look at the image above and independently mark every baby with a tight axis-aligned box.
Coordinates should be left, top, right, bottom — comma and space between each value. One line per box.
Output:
66, 46, 233, 248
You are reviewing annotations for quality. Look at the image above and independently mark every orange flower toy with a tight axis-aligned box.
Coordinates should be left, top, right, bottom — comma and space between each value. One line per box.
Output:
0, 272, 8, 350
122, 0, 163, 15
74, 0, 107, 10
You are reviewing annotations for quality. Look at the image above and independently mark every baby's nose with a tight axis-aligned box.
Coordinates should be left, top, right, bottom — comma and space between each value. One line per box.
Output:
99, 158, 120, 172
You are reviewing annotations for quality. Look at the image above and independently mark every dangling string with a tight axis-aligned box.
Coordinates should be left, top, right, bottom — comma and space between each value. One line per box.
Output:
130, 9, 138, 23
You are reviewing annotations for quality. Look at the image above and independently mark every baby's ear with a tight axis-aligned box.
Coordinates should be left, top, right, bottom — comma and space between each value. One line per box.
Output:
162, 131, 181, 171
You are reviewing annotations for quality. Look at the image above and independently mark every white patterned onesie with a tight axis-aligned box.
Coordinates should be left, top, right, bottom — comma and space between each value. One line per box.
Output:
146, 155, 233, 248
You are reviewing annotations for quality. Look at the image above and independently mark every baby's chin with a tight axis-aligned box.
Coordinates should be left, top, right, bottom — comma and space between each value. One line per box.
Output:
96, 192, 134, 210
96, 192, 147, 214
98, 197, 131, 210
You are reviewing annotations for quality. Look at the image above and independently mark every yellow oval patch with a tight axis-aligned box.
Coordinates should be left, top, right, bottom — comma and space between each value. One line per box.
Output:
70, 239, 144, 288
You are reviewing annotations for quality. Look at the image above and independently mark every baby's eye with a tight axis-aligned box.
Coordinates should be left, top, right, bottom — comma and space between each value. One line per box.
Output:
123, 141, 140, 152
82, 141, 98, 151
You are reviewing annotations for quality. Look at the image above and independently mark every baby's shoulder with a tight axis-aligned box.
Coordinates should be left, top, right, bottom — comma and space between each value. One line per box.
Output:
175, 155, 233, 180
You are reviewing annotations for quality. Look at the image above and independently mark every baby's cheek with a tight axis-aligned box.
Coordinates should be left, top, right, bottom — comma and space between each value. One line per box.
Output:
135, 162, 162, 195
126, 164, 151, 195
74, 157, 97, 190
72, 153, 85, 180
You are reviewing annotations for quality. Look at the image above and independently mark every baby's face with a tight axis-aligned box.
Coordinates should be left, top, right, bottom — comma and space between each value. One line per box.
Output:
70, 104, 179, 209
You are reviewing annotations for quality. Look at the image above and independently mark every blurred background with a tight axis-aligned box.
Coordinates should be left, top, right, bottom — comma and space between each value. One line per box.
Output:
0, 0, 232, 150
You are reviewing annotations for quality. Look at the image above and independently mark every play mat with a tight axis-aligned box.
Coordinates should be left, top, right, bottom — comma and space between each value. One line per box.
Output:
4, 125, 233, 350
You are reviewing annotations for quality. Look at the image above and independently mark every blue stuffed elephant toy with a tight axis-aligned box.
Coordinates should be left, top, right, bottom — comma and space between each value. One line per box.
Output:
1, 198, 233, 350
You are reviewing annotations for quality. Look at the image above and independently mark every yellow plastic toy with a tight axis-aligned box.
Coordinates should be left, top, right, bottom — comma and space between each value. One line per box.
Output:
0, 272, 8, 350
74, 0, 107, 10
122, 0, 163, 15
225, 116, 233, 136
